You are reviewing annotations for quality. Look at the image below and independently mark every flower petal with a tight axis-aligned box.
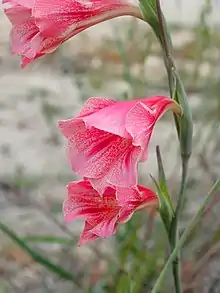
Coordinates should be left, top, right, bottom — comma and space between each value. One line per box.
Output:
3, 0, 33, 10
64, 180, 114, 222
3, 2, 32, 25
59, 119, 140, 192
4, 0, 142, 66
33, 0, 141, 38
116, 185, 158, 221
89, 144, 140, 193
64, 180, 158, 245
118, 208, 134, 223
78, 222, 99, 246
126, 97, 177, 151
10, 21, 40, 59
58, 96, 117, 137
125, 101, 157, 149
82, 100, 136, 138
58, 96, 177, 194
89, 215, 118, 238
66, 123, 126, 178
116, 186, 141, 202
78, 97, 116, 118
58, 117, 81, 138
21, 52, 44, 67
64, 180, 120, 222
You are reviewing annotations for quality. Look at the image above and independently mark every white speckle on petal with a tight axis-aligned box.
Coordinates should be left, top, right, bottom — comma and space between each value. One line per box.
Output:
75, 0, 93, 8
62, 23, 77, 38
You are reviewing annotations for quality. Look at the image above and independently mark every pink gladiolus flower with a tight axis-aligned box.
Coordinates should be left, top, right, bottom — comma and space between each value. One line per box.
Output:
58, 96, 182, 194
3, 0, 143, 67
64, 180, 158, 245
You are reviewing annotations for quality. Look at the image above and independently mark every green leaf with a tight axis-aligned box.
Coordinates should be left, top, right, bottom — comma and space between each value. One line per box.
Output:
173, 71, 193, 159
0, 221, 80, 286
116, 272, 132, 293
139, 0, 160, 40
156, 146, 174, 215
23, 235, 75, 245
150, 174, 172, 234
150, 146, 174, 234
138, 0, 172, 53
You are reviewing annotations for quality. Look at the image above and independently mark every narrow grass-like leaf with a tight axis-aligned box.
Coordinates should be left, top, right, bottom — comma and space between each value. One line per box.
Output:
0, 221, 80, 286
150, 174, 172, 233
156, 145, 174, 214
139, 0, 172, 52
23, 235, 75, 245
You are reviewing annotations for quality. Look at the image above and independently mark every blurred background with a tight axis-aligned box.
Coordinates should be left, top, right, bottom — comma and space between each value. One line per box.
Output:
0, 1, 220, 292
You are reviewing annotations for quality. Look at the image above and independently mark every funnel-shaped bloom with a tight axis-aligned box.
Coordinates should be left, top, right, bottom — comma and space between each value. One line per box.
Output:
64, 180, 158, 245
59, 96, 181, 194
3, 0, 142, 67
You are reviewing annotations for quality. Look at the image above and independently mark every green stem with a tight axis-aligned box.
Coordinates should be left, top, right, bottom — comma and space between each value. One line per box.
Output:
155, 1, 174, 69
155, 0, 175, 95
155, 1, 187, 292
155, 0, 181, 141
152, 180, 220, 293
155, 2, 193, 292
169, 157, 189, 293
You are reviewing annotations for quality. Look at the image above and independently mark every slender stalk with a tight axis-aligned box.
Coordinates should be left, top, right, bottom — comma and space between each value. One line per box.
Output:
140, 1, 193, 291
155, 1, 174, 70
155, 0, 175, 92
152, 180, 220, 293
169, 157, 189, 293
155, 1, 187, 292
155, 0, 180, 141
